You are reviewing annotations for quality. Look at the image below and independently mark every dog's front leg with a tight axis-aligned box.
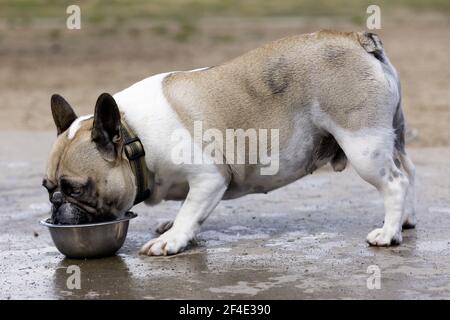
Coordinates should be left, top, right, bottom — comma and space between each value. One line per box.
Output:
140, 171, 229, 256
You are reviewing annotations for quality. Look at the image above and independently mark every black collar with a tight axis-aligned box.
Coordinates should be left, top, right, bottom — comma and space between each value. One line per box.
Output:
120, 120, 151, 205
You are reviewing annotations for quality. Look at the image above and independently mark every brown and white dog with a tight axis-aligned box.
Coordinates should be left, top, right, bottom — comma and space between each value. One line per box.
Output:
43, 31, 416, 256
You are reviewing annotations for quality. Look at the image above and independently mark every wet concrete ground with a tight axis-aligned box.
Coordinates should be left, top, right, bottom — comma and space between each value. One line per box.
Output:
1, 131, 450, 299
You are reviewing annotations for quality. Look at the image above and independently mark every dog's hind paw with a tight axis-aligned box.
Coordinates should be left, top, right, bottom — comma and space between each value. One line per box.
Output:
366, 227, 402, 246
402, 214, 417, 230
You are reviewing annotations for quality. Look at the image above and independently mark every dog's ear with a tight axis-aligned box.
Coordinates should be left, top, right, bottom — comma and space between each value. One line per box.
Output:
91, 93, 122, 162
51, 94, 77, 135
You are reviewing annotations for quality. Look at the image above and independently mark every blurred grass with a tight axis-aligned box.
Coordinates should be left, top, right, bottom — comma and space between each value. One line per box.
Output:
1, 0, 449, 23
1, 0, 449, 42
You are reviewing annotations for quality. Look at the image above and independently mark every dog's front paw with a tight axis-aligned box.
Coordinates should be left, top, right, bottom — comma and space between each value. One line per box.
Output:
367, 227, 402, 246
139, 229, 191, 256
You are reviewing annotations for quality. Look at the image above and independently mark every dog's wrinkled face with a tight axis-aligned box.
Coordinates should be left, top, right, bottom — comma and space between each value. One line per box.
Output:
43, 93, 136, 224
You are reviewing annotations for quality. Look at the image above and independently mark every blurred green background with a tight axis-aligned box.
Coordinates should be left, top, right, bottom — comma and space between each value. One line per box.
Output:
1, 1, 449, 43
2, 0, 450, 20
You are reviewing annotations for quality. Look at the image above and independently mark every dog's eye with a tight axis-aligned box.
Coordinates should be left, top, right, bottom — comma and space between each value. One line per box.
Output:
70, 187, 83, 197
60, 178, 84, 198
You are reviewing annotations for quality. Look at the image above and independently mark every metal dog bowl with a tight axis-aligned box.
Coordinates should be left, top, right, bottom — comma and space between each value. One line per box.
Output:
40, 212, 137, 259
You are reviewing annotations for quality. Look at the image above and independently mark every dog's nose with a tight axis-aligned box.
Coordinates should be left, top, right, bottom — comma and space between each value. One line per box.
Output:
50, 191, 64, 207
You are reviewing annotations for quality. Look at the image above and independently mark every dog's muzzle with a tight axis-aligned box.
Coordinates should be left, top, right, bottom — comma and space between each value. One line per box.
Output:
50, 191, 93, 225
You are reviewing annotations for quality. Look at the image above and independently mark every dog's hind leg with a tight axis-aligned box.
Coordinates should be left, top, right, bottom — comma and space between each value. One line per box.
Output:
392, 101, 417, 229
334, 128, 409, 246
155, 220, 174, 234
399, 152, 416, 229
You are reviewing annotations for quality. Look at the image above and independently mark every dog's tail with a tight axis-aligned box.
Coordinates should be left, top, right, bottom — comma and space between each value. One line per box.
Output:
357, 31, 385, 62
393, 96, 406, 154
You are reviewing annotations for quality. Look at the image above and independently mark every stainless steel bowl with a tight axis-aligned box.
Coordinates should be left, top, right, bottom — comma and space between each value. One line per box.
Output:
40, 212, 137, 259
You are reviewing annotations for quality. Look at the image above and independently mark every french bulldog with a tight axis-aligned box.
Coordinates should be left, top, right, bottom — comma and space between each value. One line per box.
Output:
43, 31, 416, 256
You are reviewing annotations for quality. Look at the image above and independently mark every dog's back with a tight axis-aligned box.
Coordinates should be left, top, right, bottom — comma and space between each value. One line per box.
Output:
163, 30, 399, 136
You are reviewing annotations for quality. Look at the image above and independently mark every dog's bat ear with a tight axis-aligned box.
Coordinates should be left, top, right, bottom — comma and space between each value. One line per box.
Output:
91, 93, 121, 162
51, 94, 77, 135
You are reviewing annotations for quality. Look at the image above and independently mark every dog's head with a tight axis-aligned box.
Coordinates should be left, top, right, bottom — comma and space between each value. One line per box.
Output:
43, 93, 136, 224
